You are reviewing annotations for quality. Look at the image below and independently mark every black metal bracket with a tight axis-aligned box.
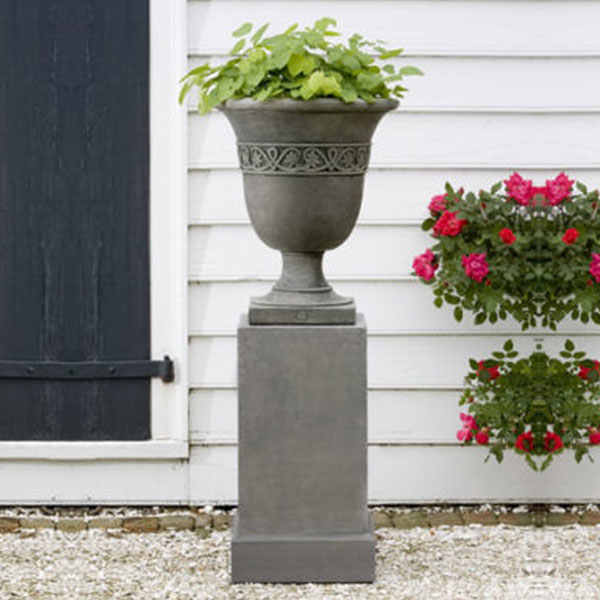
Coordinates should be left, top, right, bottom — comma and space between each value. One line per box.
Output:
0, 355, 174, 383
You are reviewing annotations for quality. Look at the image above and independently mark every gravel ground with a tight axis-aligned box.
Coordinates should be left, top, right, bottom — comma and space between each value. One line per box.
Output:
0, 525, 598, 600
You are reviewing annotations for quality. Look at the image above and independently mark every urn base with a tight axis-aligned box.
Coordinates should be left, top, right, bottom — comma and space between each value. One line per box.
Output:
248, 251, 356, 325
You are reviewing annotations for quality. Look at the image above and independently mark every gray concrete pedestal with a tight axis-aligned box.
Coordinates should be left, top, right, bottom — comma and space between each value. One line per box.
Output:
232, 314, 374, 583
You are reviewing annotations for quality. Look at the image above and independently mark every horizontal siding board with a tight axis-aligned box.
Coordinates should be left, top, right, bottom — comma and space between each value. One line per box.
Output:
188, 223, 426, 279
188, 335, 600, 388
186, 56, 600, 111
188, 280, 596, 335
190, 388, 463, 444
189, 445, 600, 504
188, 169, 600, 223
0, 460, 187, 504
187, 1, 600, 57
189, 112, 600, 168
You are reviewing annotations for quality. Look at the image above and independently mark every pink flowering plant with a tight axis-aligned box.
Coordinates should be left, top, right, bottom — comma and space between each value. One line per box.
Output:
458, 339, 600, 471
413, 173, 600, 330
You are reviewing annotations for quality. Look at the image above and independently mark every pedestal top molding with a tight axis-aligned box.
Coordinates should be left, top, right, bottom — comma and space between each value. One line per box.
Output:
237, 142, 371, 176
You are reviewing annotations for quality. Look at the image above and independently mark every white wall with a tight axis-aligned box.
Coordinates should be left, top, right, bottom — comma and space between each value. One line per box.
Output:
187, 0, 600, 504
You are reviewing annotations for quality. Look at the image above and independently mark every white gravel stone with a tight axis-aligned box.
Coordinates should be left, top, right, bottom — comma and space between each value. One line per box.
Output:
0, 526, 598, 599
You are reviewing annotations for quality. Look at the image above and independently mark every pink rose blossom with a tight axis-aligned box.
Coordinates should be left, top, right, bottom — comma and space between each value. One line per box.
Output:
475, 430, 490, 445
412, 249, 438, 281
456, 412, 478, 442
544, 172, 574, 206
462, 253, 490, 283
428, 194, 447, 213
589, 429, 600, 445
504, 173, 534, 206
432, 210, 468, 237
589, 254, 600, 283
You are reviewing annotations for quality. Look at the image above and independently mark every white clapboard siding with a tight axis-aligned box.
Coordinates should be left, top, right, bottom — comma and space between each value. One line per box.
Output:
189, 168, 600, 224
190, 388, 465, 444
186, 56, 600, 111
189, 224, 429, 278
189, 112, 600, 169
0, 461, 188, 505
189, 445, 600, 504
188, 335, 600, 389
187, 0, 600, 57
186, 0, 600, 504
188, 280, 595, 336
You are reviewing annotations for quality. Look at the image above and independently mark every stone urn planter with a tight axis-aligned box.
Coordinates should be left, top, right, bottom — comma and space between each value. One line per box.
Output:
221, 97, 398, 325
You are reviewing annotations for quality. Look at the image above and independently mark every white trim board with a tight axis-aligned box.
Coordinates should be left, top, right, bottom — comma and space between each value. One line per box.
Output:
0, 0, 189, 461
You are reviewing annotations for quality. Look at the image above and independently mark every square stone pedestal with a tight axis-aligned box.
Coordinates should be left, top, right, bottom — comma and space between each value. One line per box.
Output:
232, 314, 374, 583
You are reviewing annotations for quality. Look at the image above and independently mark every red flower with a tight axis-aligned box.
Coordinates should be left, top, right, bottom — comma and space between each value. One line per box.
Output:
589, 429, 600, 445
544, 172, 574, 206
504, 173, 534, 206
428, 194, 447, 214
578, 361, 600, 380
561, 228, 580, 245
462, 253, 490, 283
498, 228, 516, 245
412, 248, 438, 281
515, 431, 534, 452
590, 254, 600, 283
433, 210, 468, 237
475, 430, 490, 445
476, 360, 500, 381
544, 431, 563, 453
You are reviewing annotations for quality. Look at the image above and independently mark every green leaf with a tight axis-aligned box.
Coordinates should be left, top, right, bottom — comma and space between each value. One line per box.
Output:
305, 70, 342, 95
503, 340, 514, 352
474, 313, 487, 324
525, 454, 538, 471
232, 22, 252, 37
229, 39, 245, 55
565, 339, 575, 352
454, 306, 463, 322
287, 54, 317, 77
378, 48, 403, 60
399, 65, 424, 77
314, 17, 337, 31
251, 23, 269, 45
382, 64, 396, 74
356, 72, 384, 92
433, 297, 443, 308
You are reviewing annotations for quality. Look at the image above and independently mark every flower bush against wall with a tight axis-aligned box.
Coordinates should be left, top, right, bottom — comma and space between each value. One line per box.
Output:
457, 340, 600, 471
413, 173, 600, 330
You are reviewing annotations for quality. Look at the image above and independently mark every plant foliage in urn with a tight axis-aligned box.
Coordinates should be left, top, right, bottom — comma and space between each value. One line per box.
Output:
179, 18, 422, 110
412, 173, 600, 330
457, 340, 600, 471
181, 19, 422, 325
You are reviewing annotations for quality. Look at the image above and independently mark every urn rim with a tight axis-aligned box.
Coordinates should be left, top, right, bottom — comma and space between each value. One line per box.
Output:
220, 97, 399, 114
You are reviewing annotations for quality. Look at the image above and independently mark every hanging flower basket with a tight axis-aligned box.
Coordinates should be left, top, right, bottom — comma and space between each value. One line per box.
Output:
413, 173, 600, 330
457, 339, 600, 471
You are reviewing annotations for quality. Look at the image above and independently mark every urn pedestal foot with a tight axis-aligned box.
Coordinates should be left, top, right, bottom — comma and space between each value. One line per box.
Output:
233, 314, 374, 584
248, 251, 356, 325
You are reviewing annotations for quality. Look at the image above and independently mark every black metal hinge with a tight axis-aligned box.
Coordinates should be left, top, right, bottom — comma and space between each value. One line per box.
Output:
0, 356, 174, 383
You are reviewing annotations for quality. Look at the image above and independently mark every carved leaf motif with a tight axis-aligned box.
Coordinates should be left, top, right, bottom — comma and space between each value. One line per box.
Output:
237, 143, 371, 175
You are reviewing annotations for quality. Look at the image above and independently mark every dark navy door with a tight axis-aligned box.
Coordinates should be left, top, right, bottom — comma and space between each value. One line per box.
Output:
0, 0, 153, 439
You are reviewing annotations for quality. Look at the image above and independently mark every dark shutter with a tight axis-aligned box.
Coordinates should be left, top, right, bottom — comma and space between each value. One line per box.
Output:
0, 0, 158, 440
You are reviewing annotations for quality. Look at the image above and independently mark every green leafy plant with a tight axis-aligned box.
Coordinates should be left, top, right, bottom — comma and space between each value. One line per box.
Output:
179, 18, 423, 113
412, 172, 600, 330
457, 340, 600, 471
